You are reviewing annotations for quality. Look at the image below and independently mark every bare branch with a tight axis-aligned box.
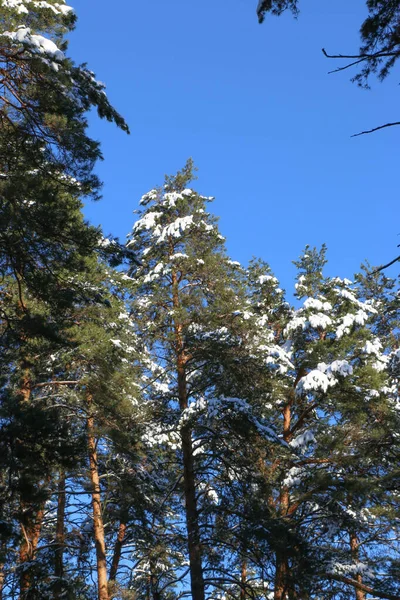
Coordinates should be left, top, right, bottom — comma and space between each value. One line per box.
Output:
327, 573, 400, 600
352, 121, 400, 137
372, 255, 400, 274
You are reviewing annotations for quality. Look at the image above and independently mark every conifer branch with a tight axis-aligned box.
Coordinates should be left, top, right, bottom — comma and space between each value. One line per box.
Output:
327, 574, 400, 600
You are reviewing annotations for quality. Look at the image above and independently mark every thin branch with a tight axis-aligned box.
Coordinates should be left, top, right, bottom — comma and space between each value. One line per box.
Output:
372, 255, 400, 274
327, 573, 400, 600
31, 380, 80, 389
322, 48, 400, 61
352, 121, 400, 137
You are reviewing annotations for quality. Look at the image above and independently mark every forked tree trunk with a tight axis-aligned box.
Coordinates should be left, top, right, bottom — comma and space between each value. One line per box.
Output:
54, 471, 66, 599
87, 402, 109, 600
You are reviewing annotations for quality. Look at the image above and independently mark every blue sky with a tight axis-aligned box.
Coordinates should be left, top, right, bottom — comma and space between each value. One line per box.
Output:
69, 0, 398, 293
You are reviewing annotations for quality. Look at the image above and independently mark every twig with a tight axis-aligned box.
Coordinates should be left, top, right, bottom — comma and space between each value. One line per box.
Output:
352, 121, 400, 137
372, 255, 400, 274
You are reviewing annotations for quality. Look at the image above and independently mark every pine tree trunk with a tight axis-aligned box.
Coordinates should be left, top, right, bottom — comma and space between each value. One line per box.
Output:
274, 400, 292, 600
150, 558, 161, 600
18, 368, 45, 599
87, 404, 109, 600
350, 533, 365, 600
19, 505, 45, 598
109, 522, 126, 582
0, 550, 5, 600
240, 559, 247, 599
180, 416, 205, 600
172, 270, 205, 600
274, 550, 289, 600
54, 471, 66, 599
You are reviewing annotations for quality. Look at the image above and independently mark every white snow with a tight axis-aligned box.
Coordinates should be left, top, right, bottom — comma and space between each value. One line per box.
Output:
304, 297, 332, 311
3, 25, 65, 60
156, 215, 194, 243
131, 211, 162, 234
296, 369, 336, 395
362, 339, 382, 355
336, 310, 370, 339
139, 189, 158, 205
326, 360, 353, 377
284, 314, 307, 335
258, 275, 278, 285
308, 313, 332, 329
290, 430, 316, 449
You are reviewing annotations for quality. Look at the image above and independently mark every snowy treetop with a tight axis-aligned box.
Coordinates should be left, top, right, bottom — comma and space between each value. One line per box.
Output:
1, 0, 73, 15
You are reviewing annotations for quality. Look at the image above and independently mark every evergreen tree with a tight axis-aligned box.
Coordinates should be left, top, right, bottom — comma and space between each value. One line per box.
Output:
241, 246, 400, 599
124, 161, 283, 600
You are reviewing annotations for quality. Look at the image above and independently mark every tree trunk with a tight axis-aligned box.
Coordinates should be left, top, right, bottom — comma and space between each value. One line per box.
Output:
274, 400, 292, 600
350, 533, 365, 600
274, 550, 289, 600
109, 522, 126, 582
54, 471, 66, 599
180, 418, 205, 600
18, 369, 45, 599
240, 559, 247, 599
19, 505, 45, 598
87, 404, 109, 600
0, 558, 5, 600
172, 270, 205, 600
150, 558, 162, 600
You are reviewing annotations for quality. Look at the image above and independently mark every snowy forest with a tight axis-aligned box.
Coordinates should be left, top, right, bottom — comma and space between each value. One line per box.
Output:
1, 1, 400, 600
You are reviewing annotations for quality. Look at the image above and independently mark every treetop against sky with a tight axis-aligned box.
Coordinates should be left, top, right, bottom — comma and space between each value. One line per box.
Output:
69, 0, 398, 291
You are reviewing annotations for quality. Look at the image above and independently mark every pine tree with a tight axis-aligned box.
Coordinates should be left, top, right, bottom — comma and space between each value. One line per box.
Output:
124, 161, 287, 599
241, 246, 400, 599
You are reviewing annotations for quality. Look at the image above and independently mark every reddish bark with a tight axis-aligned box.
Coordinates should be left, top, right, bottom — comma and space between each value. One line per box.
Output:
87, 404, 109, 600
350, 533, 365, 600
109, 522, 126, 582
240, 560, 247, 599
19, 505, 45, 598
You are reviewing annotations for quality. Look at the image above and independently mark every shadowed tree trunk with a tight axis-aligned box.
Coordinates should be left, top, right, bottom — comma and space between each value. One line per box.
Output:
54, 471, 66, 599
172, 270, 205, 600
18, 364, 45, 598
0, 541, 5, 600
19, 505, 45, 598
274, 394, 294, 600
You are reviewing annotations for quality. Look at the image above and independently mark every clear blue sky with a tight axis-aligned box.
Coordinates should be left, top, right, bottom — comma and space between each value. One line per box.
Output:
69, 0, 398, 293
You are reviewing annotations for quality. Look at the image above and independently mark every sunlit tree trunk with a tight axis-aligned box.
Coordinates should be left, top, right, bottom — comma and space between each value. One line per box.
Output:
87, 399, 109, 600
350, 533, 365, 600
109, 522, 126, 583
240, 559, 247, 599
